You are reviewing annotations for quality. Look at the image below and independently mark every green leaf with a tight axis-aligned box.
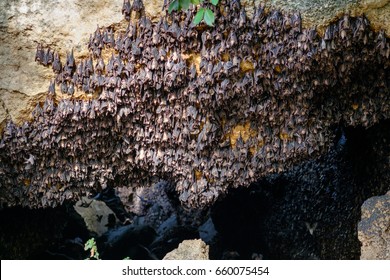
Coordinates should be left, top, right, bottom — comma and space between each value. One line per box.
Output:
181, 0, 191, 10
210, 0, 219, 5
84, 238, 95, 250
84, 238, 100, 260
193, 8, 205, 25
191, 0, 201, 4
168, 0, 179, 13
204, 8, 215, 26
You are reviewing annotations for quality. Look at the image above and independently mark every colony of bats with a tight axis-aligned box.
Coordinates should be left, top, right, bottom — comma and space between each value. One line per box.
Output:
0, 0, 389, 209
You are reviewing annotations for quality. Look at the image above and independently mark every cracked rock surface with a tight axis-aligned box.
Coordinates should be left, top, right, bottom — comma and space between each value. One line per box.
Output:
359, 191, 390, 260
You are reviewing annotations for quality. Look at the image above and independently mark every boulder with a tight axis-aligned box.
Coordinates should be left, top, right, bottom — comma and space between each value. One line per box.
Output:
358, 191, 390, 260
74, 197, 118, 236
163, 239, 209, 260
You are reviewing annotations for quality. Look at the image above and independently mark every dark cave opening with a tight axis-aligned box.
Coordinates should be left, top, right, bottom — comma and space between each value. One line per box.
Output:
209, 120, 390, 260
0, 204, 90, 259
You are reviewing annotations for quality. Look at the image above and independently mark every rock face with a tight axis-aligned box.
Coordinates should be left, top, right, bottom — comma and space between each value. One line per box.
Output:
73, 197, 118, 236
359, 191, 390, 260
163, 239, 209, 260
0, 0, 164, 132
0, 0, 389, 209
265, 0, 390, 35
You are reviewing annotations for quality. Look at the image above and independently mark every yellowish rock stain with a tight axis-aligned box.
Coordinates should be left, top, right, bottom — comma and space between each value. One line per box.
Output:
182, 52, 201, 74
240, 60, 255, 73
24, 178, 31, 187
274, 65, 282, 74
194, 169, 203, 181
226, 122, 257, 146
221, 52, 230, 62
279, 132, 291, 141
222, 121, 266, 156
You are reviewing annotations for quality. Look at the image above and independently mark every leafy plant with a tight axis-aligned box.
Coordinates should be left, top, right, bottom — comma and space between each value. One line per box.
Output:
168, 0, 219, 26
84, 238, 132, 260
84, 238, 100, 260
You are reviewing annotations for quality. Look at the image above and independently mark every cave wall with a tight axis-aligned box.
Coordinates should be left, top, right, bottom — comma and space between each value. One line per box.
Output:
0, 0, 389, 209
0, 0, 164, 131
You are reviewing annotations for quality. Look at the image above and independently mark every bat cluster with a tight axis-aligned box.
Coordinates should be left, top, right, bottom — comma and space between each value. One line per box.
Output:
1, 0, 389, 209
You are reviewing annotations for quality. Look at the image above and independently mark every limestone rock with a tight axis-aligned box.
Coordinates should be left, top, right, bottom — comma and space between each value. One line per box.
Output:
74, 197, 118, 236
98, 224, 157, 260
144, 0, 164, 21
358, 191, 390, 260
0, 0, 163, 131
0, 0, 117, 128
241, 0, 390, 35
163, 239, 209, 260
